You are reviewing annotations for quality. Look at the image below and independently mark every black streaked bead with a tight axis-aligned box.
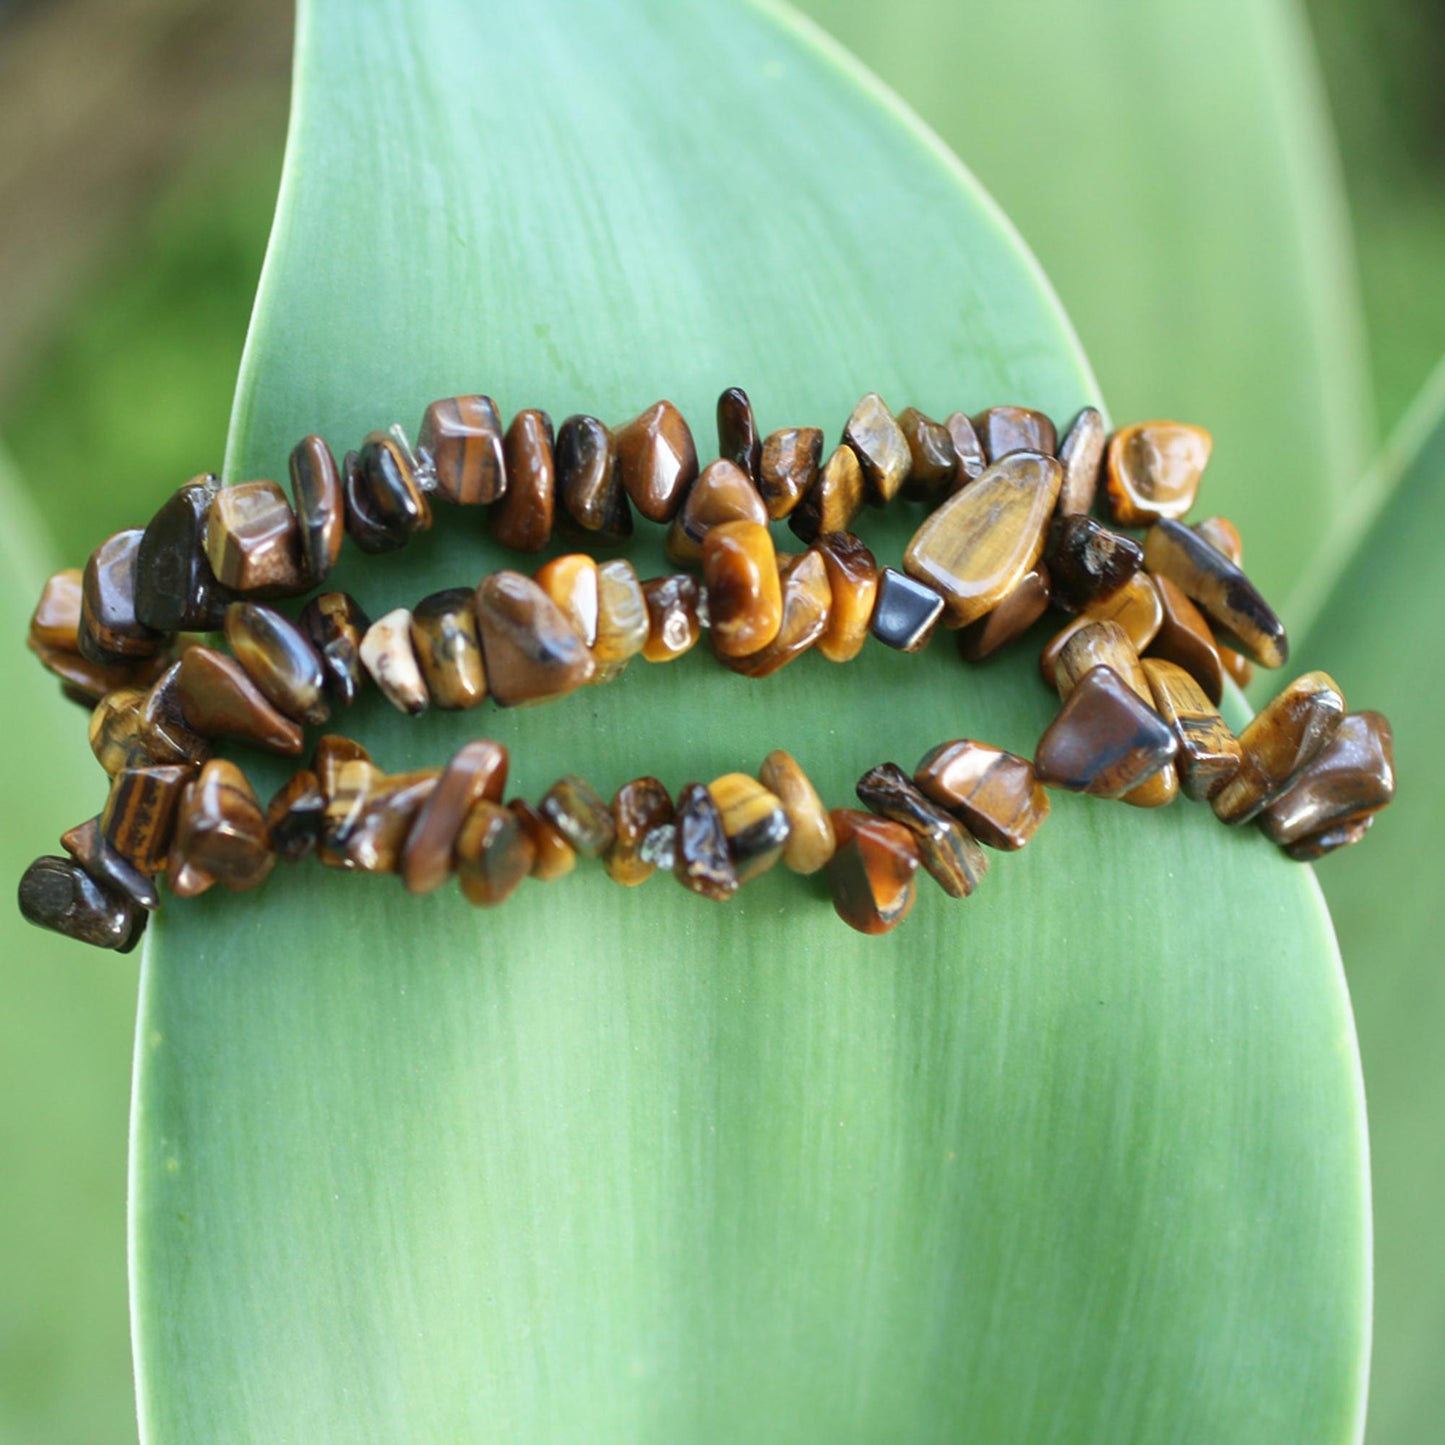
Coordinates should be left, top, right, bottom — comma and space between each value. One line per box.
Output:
717, 386, 761, 479
673, 783, 738, 901
300, 592, 372, 706
135, 474, 232, 632
856, 762, 989, 898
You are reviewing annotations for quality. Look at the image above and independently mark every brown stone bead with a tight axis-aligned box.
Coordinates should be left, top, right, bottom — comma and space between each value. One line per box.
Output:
943, 412, 987, 486
30, 568, 84, 651
1035, 665, 1179, 799
1105, 421, 1211, 526
205, 480, 307, 594
1211, 671, 1346, 824
707, 773, 790, 882
410, 588, 487, 710
266, 770, 325, 863
30, 640, 170, 706
289, 436, 345, 586
1141, 658, 1243, 802
1041, 577, 1163, 684
138, 661, 211, 766
673, 783, 739, 901
843, 393, 911, 506
399, 739, 509, 894
1148, 573, 1225, 705
311, 733, 371, 799
974, 405, 1057, 462
1220, 646, 1255, 690
165, 843, 216, 899
810, 532, 878, 664
360, 608, 429, 715
1283, 814, 1374, 862
300, 591, 371, 707
1193, 516, 1243, 565
1143, 519, 1288, 669
474, 570, 596, 707
757, 751, 835, 874
61, 816, 161, 911
856, 762, 988, 899
788, 444, 866, 543
603, 777, 675, 886
346, 430, 433, 551
897, 407, 958, 498
18, 855, 143, 952
1257, 711, 1393, 846
539, 774, 616, 857
1045, 514, 1144, 615
535, 554, 600, 647
1057, 406, 1106, 516
80, 530, 164, 664
173, 645, 305, 754
456, 799, 534, 907
556, 414, 632, 546
99, 763, 191, 875
136, 475, 232, 632
641, 574, 703, 663
614, 399, 697, 523
717, 386, 762, 479
665, 459, 768, 565
224, 601, 329, 725
508, 799, 577, 881
341, 769, 441, 874
870, 568, 943, 652
419, 395, 505, 505
758, 427, 822, 520
913, 739, 1049, 850
317, 752, 381, 869
89, 687, 152, 775
955, 564, 1052, 662
826, 809, 920, 935
492, 409, 556, 552
724, 549, 830, 678
594, 559, 649, 673
903, 451, 1062, 626
703, 520, 783, 659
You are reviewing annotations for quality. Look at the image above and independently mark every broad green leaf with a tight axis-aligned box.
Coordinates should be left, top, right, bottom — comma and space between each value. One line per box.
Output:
131, 2, 1367, 1440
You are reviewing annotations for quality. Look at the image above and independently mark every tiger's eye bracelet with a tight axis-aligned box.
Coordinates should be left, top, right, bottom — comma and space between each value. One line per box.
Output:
18, 390, 1396, 951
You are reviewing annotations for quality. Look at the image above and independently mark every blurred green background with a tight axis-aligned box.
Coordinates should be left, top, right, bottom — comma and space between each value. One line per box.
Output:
0, 0, 1440, 1439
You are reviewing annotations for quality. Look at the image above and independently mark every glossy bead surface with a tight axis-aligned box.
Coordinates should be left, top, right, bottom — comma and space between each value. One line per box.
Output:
673, 784, 738, 901
641, 574, 702, 663
139, 661, 211, 766
81, 530, 163, 663
1283, 815, 1374, 862
826, 809, 920, 935
348, 430, 432, 550
758, 427, 822, 520
556, 414, 631, 545
1105, 421, 1211, 526
913, 740, 1049, 850
410, 588, 487, 710
870, 568, 943, 652
844, 393, 911, 505
897, 407, 958, 497
707, 773, 789, 882
604, 777, 675, 886
100, 763, 193, 874
717, 386, 762, 479
60, 817, 161, 910
955, 564, 1051, 662
289, 436, 344, 585
509, 800, 577, 881
1148, 572, 1225, 705
614, 400, 697, 523
943, 412, 987, 485
205, 480, 306, 594
758, 751, 835, 874
1141, 658, 1242, 802
1045, 514, 1143, 615
1220, 646, 1255, 690
136, 475, 231, 631
810, 532, 878, 664
724, 549, 830, 678
400, 739, 509, 894
594, 559, 650, 668
974, 406, 1056, 462
30, 641, 169, 706
18, 856, 142, 951
341, 769, 441, 874
492, 409, 555, 552
473, 571, 596, 707
30, 568, 83, 651
534, 555, 600, 647
1257, 711, 1393, 847
360, 608, 429, 716
266, 770, 325, 863
317, 754, 382, 868
703, 520, 783, 658
173, 759, 274, 891
539, 775, 616, 857
173, 645, 305, 754
788, 444, 865, 543
456, 800, 534, 907
224, 601, 330, 725
419, 395, 505, 504
1035, 664, 1178, 798
89, 687, 151, 776
1057, 406, 1105, 516
1193, 516, 1243, 564
856, 762, 988, 899
300, 592, 371, 706
665, 459, 767, 565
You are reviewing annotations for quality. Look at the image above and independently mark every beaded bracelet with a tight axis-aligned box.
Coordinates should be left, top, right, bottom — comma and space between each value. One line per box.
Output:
17, 390, 1397, 951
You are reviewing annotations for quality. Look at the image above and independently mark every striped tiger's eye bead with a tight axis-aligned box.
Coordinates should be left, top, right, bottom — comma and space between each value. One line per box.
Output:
456, 799, 534, 907
509, 800, 577, 881
974, 405, 1057, 463
492, 409, 555, 552
843, 393, 910, 506
418, 395, 505, 505
81, 530, 164, 664
1284, 814, 1375, 862
101, 763, 192, 874
1257, 711, 1394, 848
360, 608, 429, 716
410, 588, 487, 710
614, 399, 697, 523
665, 459, 767, 566
758, 427, 823, 521
758, 751, 835, 874
943, 412, 987, 486
703, 520, 783, 659
474, 571, 596, 707
342, 769, 441, 874
173, 645, 305, 754
139, 661, 211, 766
789, 444, 865, 543
535, 554, 600, 647
717, 386, 762, 480
400, 739, 509, 895
1141, 658, 1242, 802
897, 407, 958, 498
60, 817, 161, 911
813, 532, 878, 664
955, 564, 1051, 663
673, 783, 738, 901
707, 773, 789, 882
346, 430, 432, 552
856, 762, 988, 899
136, 475, 232, 631
1057, 406, 1106, 516
89, 687, 150, 775
870, 568, 943, 653
266, 770, 325, 863
18, 856, 143, 951
224, 601, 329, 725
289, 436, 345, 585
301, 591, 371, 706
1045, 514, 1143, 615
724, 549, 830, 678
604, 777, 675, 886
1148, 573, 1225, 705
1105, 421, 1211, 527
913, 740, 1049, 850
826, 809, 920, 935
556, 414, 632, 546
30, 568, 84, 651
205, 480, 307, 594
539, 775, 616, 857
641, 574, 703, 663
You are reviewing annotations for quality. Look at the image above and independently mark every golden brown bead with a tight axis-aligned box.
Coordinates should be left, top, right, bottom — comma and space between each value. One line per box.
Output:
665, 459, 767, 565
673, 783, 738, 901
826, 808, 920, 935
224, 601, 330, 725
30, 568, 84, 651
757, 427, 823, 520
897, 407, 958, 497
1283, 815, 1374, 861
613, 400, 697, 523
301, 591, 371, 707
603, 777, 675, 886
703, 520, 783, 659
1257, 712, 1393, 847
138, 661, 211, 766
509, 800, 577, 881
1045, 514, 1143, 615
60, 816, 160, 911
812, 532, 879, 664
1105, 421, 1211, 526
456, 799, 534, 906
172, 759, 274, 892
410, 588, 487, 710
707, 773, 790, 882
758, 750, 835, 874
399, 739, 509, 895
173, 645, 305, 755
1193, 516, 1243, 564
974, 406, 1056, 462
492, 409, 556, 553
943, 412, 987, 486
954, 564, 1051, 663
913, 740, 1049, 850
556, 414, 631, 546
359, 608, 429, 716
535, 554, 600, 647
539, 775, 616, 857
594, 559, 649, 670
88, 687, 149, 776
205, 480, 307, 594
101, 762, 190, 882
419, 395, 505, 505
317, 753, 381, 869
1147, 572, 1225, 705
1057, 406, 1106, 516
843, 392, 911, 505
1220, 646, 1255, 691
340, 769, 441, 874
289, 435, 344, 585
724, 550, 830, 678
266, 770, 325, 863
641, 575, 703, 663
1141, 658, 1243, 802
788, 444, 865, 543
348, 430, 433, 549
473, 571, 596, 707
855, 762, 988, 899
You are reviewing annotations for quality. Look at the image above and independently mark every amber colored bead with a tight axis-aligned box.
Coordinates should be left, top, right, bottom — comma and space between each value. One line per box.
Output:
955, 564, 1051, 662
826, 809, 920, 935
61, 817, 161, 911
673, 783, 739, 901
724, 550, 830, 678
288, 436, 344, 586
539, 775, 616, 857
943, 412, 987, 486
913, 739, 1049, 850
399, 739, 509, 894
311, 734, 370, 798
757, 750, 835, 874
556, 414, 632, 546
535, 554, 600, 647
757, 427, 823, 520
897, 407, 958, 497
456, 799, 534, 906
703, 520, 783, 659
1220, 646, 1255, 690
1212, 671, 1346, 824
419, 395, 506, 505
788, 444, 865, 543
173, 759, 274, 892
665, 459, 768, 565
492, 409, 556, 552
81, 530, 164, 664
1193, 516, 1243, 565
614, 399, 697, 523
1042, 581, 1162, 686
1045, 514, 1143, 615
507, 800, 576, 881
205, 480, 306, 594
870, 568, 943, 653
18, 856, 143, 952
224, 601, 329, 725
474, 570, 596, 707
136, 475, 232, 631
843, 393, 911, 505
641, 574, 702, 663
358, 609, 428, 715
706, 773, 790, 882
410, 588, 487, 710
266, 770, 325, 863
301, 591, 371, 707
717, 386, 762, 479
1105, 421, 1211, 526
594, 559, 649, 673
1141, 658, 1242, 802
1035, 665, 1178, 799
88, 687, 151, 775
809, 532, 878, 664
856, 762, 988, 899
1057, 406, 1106, 516
1258, 712, 1393, 847
30, 568, 83, 651
99, 763, 191, 874
1148, 572, 1225, 705
1283, 814, 1374, 862
342, 769, 441, 874
974, 406, 1057, 462
173, 646, 305, 754
603, 777, 675, 886
317, 753, 381, 868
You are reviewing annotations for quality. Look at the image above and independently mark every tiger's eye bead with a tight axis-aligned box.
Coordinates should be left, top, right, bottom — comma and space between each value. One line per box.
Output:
856, 762, 988, 899
843, 393, 911, 505
410, 588, 487, 710
173, 646, 305, 754
456, 799, 534, 907
509, 800, 577, 881
360, 608, 429, 716
943, 412, 987, 486
1144, 519, 1288, 669
539, 775, 616, 857
1148, 572, 1225, 705
60, 817, 161, 910
311, 733, 371, 798
81, 530, 164, 664
342, 769, 441, 873
757, 751, 835, 873
473, 571, 596, 707
317, 753, 380, 868
89, 687, 151, 775
955, 564, 1051, 662
1045, 514, 1143, 615
1042, 578, 1164, 685
1141, 658, 1242, 802
1212, 671, 1347, 824
1193, 516, 1243, 564
1257, 712, 1393, 847
724, 550, 830, 678
346, 430, 433, 551
535, 555, 600, 647
400, 739, 509, 894
289, 436, 344, 585
30, 641, 170, 706
1283, 814, 1375, 862
1057, 406, 1106, 516
614, 399, 698, 523
1035, 665, 1179, 799
870, 568, 943, 653
757, 427, 822, 520
897, 407, 958, 497
139, 661, 211, 766
974, 406, 1057, 462
703, 520, 783, 659
205, 480, 307, 594
641, 574, 702, 662
673, 783, 739, 901
594, 559, 649, 674
224, 601, 330, 725
903, 451, 1062, 626
789, 444, 865, 544
30, 568, 84, 651
603, 777, 675, 886
1221, 646, 1255, 690
165, 844, 216, 899
300, 592, 371, 706
811, 532, 878, 664
18, 856, 143, 951
717, 387, 762, 480
492, 409, 556, 552
100, 763, 192, 874
556, 414, 632, 546
825, 809, 920, 935
418, 395, 506, 505
1106, 421, 1212, 526
266, 770, 325, 863
665, 459, 768, 565
913, 740, 1049, 850
707, 773, 790, 882
136, 475, 232, 631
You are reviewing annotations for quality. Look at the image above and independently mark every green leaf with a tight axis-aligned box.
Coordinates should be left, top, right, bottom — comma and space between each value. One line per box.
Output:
130, 2, 1367, 1439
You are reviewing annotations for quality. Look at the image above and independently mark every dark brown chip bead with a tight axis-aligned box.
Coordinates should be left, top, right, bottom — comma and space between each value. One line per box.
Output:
604, 777, 675, 887
289, 435, 345, 585
955, 564, 1051, 663
400, 739, 509, 895
174, 645, 305, 754
410, 588, 487, 710
341, 769, 441, 874
1034, 664, 1179, 798
492, 409, 556, 553
974, 405, 1057, 463
205, 480, 308, 595
826, 809, 920, 935
943, 412, 987, 487
30, 639, 170, 706
539, 775, 616, 857
717, 386, 762, 480
60, 817, 161, 910
1257, 711, 1393, 847
18, 856, 143, 951
81, 530, 164, 664
101, 763, 191, 874
1283, 814, 1374, 862
1045, 514, 1144, 615
789, 444, 865, 543
897, 407, 958, 498
473, 570, 596, 707
707, 773, 790, 882
300, 591, 372, 706
419, 395, 506, 505
1147, 572, 1225, 705
665, 458, 768, 566
641, 574, 703, 663
556, 414, 632, 546
673, 783, 739, 901
870, 568, 943, 652
1057, 406, 1106, 516
756, 427, 823, 521
913, 740, 1050, 850
265, 770, 325, 863
30, 568, 84, 651
345, 430, 432, 552
139, 661, 211, 766
224, 601, 330, 725
614, 400, 698, 523
135, 474, 233, 632
1141, 658, 1242, 802
856, 762, 988, 899
456, 799, 534, 907
843, 392, 911, 506
508, 799, 577, 881
723, 549, 831, 678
